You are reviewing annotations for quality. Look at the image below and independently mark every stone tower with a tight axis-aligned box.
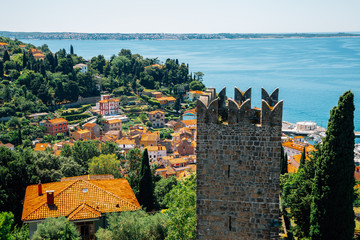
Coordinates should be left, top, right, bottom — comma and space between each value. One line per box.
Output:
196, 87, 282, 240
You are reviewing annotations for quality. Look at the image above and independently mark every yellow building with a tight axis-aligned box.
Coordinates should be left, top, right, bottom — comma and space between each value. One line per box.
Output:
70, 129, 91, 141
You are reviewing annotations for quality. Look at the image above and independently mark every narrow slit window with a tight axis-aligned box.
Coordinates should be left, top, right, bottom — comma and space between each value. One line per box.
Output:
229, 216, 232, 231
228, 165, 230, 177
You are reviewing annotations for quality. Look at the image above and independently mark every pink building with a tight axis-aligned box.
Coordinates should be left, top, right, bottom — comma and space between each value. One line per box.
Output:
96, 95, 120, 116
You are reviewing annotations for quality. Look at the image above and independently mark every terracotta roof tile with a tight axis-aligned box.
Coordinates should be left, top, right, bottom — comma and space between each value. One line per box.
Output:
68, 204, 101, 221
34, 143, 51, 151
106, 119, 122, 124
22, 177, 140, 222
146, 146, 166, 151
181, 119, 197, 126
149, 110, 165, 115
48, 118, 67, 124
84, 123, 96, 128
116, 138, 135, 145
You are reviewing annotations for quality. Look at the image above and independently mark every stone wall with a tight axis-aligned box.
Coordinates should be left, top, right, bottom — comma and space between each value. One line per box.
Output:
196, 87, 282, 240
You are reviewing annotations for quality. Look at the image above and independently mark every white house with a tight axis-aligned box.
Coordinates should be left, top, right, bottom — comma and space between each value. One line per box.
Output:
146, 145, 167, 163
73, 63, 88, 73
116, 138, 136, 151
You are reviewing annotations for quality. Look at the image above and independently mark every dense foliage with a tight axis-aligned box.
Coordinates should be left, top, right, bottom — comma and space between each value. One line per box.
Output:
310, 91, 355, 239
32, 217, 80, 240
282, 91, 356, 239
0, 212, 28, 240
0, 147, 82, 223
137, 149, 155, 212
154, 176, 178, 209
96, 211, 168, 240
164, 174, 196, 240
0, 36, 203, 121
281, 148, 317, 238
88, 154, 122, 178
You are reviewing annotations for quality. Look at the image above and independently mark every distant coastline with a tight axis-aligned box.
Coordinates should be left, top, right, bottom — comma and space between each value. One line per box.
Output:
1, 31, 360, 40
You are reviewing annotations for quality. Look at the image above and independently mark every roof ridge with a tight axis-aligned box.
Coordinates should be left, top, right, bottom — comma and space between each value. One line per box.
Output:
67, 203, 101, 220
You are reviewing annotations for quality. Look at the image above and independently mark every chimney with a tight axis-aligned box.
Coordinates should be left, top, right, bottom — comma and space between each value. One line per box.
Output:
38, 180, 43, 196
46, 190, 54, 205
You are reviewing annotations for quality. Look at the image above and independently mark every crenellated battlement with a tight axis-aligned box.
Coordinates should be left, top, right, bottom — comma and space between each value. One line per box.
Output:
197, 87, 283, 126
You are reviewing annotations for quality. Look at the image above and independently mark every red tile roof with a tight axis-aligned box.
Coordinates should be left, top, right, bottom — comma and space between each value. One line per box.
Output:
48, 118, 67, 124
22, 177, 140, 222
84, 122, 97, 128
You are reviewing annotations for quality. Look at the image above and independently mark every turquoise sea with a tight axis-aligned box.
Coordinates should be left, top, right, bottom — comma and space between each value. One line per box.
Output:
22, 38, 360, 131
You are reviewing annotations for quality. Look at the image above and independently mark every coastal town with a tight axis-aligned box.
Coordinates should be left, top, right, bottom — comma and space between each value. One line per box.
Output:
0, 35, 360, 239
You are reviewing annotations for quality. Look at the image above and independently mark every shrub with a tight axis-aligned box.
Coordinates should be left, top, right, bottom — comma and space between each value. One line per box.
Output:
32, 217, 80, 240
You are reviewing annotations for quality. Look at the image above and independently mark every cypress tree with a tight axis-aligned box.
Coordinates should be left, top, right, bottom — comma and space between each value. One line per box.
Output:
70, 45, 74, 55
3, 51, 10, 62
280, 146, 287, 174
137, 149, 154, 211
310, 91, 355, 240
22, 52, 27, 69
283, 152, 288, 174
0, 60, 3, 77
299, 147, 306, 170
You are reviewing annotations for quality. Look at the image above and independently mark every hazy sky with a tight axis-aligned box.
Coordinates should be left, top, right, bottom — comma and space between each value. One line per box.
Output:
1, 0, 360, 33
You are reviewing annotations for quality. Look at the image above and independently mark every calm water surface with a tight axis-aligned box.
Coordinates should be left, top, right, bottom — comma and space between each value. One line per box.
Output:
23, 38, 360, 131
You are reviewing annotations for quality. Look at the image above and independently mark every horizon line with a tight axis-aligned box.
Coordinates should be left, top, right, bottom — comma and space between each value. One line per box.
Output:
1, 30, 360, 35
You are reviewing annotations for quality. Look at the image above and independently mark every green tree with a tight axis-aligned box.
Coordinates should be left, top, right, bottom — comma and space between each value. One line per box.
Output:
22, 52, 27, 69
0, 60, 3, 77
137, 149, 155, 211
71, 140, 100, 174
280, 146, 287, 174
154, 176, 178, 209
54, 81, 65, 103
281, 149, 317, 238
37, 84, 51, 105
310, 91, 355, 240
43, 134, 55, 143
32, 217, 80, 240
65, 81, 79, 102
164, 174, 196, 240
10, 223, 29, 240
299, 147, 306, 170
100, 141, 119, 155
189, 80, 205, 91
8, 117, 22, 145
89, 154, 122, 178
3, 85, 11, 102
90, 55, 106, 74
0, 147, 35, 224
0, 212, 14, 240
3, 51, 10, 62
70, 45, 74, 55
32, 151, 82, 183
123, 148, 142, 196
193, 71, 204, 81
96, 211, 168, 240
60, 143, 72, 157
139, 113, 147, 123
174, 96, 181, 112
